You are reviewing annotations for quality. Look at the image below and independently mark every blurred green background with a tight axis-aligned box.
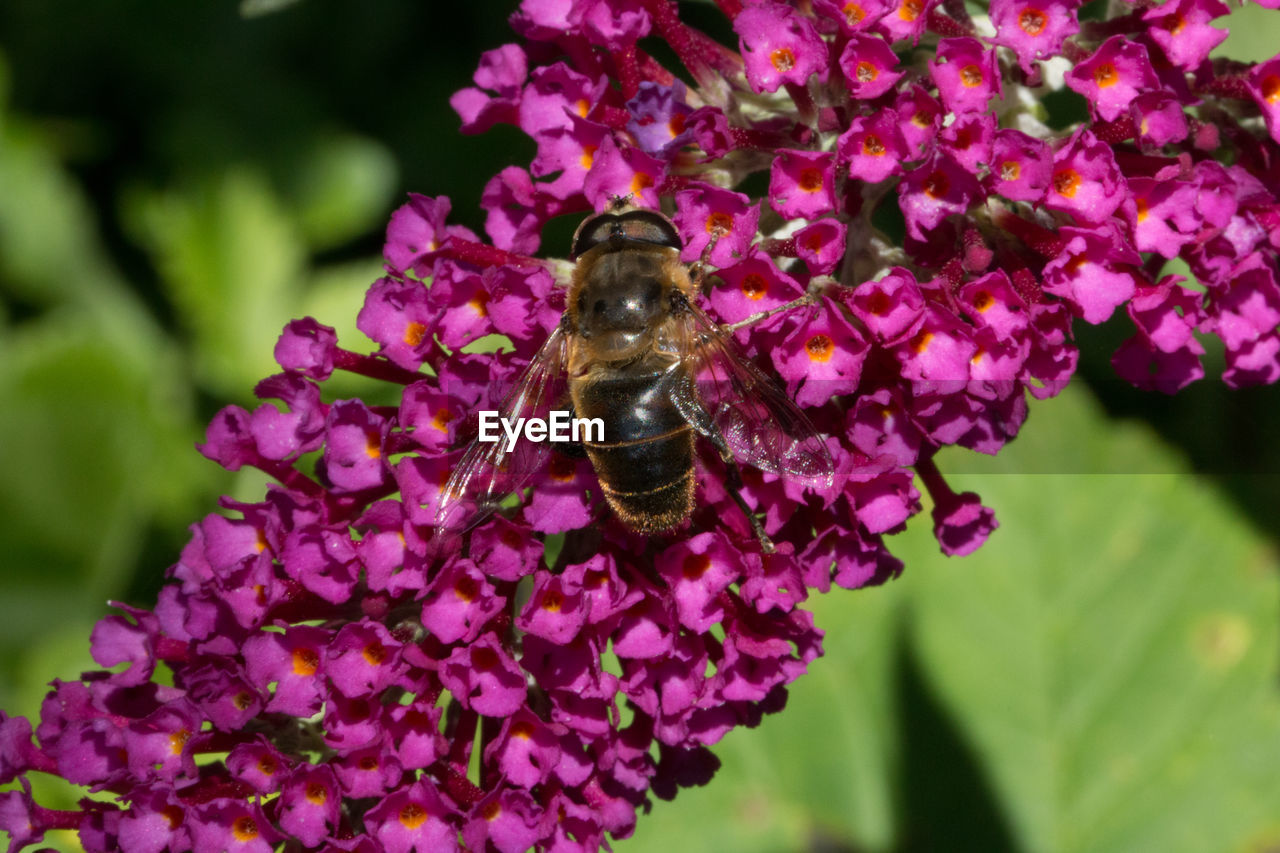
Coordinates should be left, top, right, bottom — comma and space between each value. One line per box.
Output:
2, 2, 1280, 851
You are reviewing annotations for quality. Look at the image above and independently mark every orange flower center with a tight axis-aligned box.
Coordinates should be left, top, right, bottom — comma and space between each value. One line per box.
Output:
1018, 7, 1047, 35
960, 64, 984, 88
1053, 169, 1081, 198
798, 167, 825, 193
922, 170, 950, 199
541, 589, 565, 612
806, 334, 835, 362
770, 47, 796, 72
403, 321, 427, 347
682, 553, 712, 580
1093, 62, 1119, 88
400, 803, 429, 829
548, 454, 577, 481
1000, 160, 1021, 182
862, 133, 886, 156
740, 273, 768, 301
232, 817, 259, 842
580, 144, 596, 170
454, 575, 480, 603
899, 0, 922, 21
971, 291, 994, 312
292, 647, 319, 676
362, 641, 387, 666
1263, 76, 1280, 104
705, 211, 734, 236
631, 172, 654, 194
855, 60, 879, 83
911, 329, 934, 354
843, 2, 867, 24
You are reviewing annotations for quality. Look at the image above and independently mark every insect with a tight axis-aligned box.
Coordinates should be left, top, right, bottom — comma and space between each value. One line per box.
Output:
437, 201, 834, 552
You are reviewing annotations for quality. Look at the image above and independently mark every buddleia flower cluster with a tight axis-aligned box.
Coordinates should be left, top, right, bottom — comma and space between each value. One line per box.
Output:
3, 0, 1279, 850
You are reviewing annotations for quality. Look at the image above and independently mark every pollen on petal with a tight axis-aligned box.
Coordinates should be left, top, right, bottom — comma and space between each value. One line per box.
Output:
705, 211, 734, 236
798, 168, 825, 192
1019, 7, 1047, 35
806, 334, 836, 362
1161, 12, 1185, 34
403, 322, 427, 347
960, 64, 984, 87
844, 2, 867, 24
232, 817, 259, 842
400, 803, 429, 829
1053, 169, 1081, 198
740, 274, 768, 300
292, 647, 319, 676
362, 641, 388, 666
770, 47, 797, 72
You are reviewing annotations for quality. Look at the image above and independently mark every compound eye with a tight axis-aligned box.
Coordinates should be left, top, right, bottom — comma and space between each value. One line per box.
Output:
570, 214, 618, 259
615, 211, 681, 251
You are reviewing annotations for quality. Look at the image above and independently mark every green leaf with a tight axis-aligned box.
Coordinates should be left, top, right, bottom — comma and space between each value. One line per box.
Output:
624, 385, 1280, 852
288, 135, 397, 252
0, 299, 214, 701
123, 167, 306, 399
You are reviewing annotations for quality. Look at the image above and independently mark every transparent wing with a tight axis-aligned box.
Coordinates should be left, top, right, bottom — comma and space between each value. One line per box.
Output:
436, 322, 571, 531
667, 294, 834, 489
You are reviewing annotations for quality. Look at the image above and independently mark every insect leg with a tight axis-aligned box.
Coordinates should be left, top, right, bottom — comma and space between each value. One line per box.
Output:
720, 294, 816, 334
720, 453, 776, 554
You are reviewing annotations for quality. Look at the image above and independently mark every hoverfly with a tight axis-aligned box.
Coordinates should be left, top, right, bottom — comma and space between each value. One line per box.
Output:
437, 201, 834, 552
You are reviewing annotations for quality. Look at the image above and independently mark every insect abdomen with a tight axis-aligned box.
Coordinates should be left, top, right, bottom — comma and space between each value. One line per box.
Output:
572, 367, 697, 533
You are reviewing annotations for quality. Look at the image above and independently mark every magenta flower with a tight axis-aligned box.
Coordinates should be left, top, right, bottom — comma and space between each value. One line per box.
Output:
5, 1, 1280, 851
